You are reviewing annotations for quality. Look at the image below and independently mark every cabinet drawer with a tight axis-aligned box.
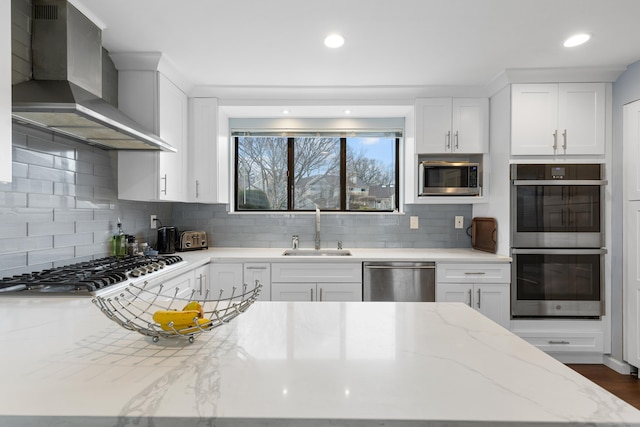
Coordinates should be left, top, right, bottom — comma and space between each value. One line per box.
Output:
516, 331, 604, 353
271, 263, 361, 283
437, 263, 510, 283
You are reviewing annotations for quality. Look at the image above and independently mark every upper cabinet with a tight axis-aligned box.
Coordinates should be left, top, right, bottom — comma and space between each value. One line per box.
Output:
188, 98, 219, 203
112, 53, 188, 202
415, 98, 489, 154
511, 83, 605, 156
1, 0, 11, 183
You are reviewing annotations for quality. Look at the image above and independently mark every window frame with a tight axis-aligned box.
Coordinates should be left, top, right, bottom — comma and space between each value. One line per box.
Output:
233, 134, 400, 213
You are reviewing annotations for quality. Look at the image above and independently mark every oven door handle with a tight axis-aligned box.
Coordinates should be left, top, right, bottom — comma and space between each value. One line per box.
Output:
511, 248, 607, 255
512, 179, 608, 186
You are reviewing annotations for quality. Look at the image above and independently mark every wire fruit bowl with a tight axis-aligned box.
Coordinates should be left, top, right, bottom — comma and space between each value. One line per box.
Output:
92, 280, 262, 343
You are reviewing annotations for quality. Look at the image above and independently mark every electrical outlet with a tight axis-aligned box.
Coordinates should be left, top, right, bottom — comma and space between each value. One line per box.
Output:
150, 214, 157, 229
454, 216, 464, 229
410, 216, 419, 229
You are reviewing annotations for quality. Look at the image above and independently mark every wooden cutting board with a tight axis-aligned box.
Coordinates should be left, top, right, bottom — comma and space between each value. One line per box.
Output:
472, 217, 497, 253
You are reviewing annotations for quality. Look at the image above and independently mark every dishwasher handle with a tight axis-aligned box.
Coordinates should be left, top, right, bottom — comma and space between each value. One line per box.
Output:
364, 265, 436, 270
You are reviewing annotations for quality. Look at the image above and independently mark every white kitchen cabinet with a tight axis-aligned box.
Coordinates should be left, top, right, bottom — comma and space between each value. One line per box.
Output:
437, 283, 509, 328
243, 263, 271, 301
511, 83, 605, 156
0, 0, 10, 183
193, 264, 209, 298
624, 100, 640, 368
113, 54, 188, 202
208, 263, 244, 299
271, 282, 361, 302
415, 98, 489, 154
188, 98, 219, 203
271, 262, 362, 302
436, 263, 510, 329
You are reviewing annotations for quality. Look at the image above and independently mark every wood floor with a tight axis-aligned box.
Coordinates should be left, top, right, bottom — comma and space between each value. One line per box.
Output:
567, 364, 640, 410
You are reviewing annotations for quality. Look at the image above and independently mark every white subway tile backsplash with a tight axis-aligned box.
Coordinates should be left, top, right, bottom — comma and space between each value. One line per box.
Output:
28, 221, 75, 237
28, 247, 75, 265
1, 125, 172, 276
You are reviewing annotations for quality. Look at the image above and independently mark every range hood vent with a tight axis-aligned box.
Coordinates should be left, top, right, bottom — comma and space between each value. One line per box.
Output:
12, 0, 176, 152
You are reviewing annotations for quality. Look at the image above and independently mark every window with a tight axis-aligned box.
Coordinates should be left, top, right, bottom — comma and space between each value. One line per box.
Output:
235, 132, 399, 212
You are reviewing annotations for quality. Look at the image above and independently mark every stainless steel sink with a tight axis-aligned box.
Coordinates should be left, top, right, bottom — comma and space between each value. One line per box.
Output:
282, 249, 352, 256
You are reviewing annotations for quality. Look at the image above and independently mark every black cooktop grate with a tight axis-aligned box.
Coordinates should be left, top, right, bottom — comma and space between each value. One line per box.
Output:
0, 255, 183, 293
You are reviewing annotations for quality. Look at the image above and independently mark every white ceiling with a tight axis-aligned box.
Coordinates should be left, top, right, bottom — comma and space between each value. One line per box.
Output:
72, 0, 640, 96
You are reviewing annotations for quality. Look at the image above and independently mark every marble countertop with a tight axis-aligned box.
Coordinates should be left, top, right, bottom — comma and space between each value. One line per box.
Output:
0, 298, 638, 426
177, 247, 511, 265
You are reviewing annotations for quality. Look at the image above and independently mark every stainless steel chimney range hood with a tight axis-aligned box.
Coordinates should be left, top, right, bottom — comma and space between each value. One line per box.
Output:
11, 0, 176, 152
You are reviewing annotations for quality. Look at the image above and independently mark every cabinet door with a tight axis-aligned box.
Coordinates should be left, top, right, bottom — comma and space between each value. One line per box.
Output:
244, 263, 271, 301
189, 98, 219, 203
558, 83, 605, 155
476, 284, 510, 329
511, 84, 559, 155
436, 283, 473, 306
162, 271, 195, 301
624, 100, 640, 201
0, 0, 11, 183
415, 98, 453, 153
271, 283, 315, 301
208, 263, 244, 299
318, 283, 362, 302
158, 74, 188, 201
452, 98, 488, 153
193, 264, 208, 298
624, 200, 640, 366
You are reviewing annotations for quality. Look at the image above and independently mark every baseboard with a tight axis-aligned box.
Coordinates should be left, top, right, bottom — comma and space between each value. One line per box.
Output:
603, 355, 634, 375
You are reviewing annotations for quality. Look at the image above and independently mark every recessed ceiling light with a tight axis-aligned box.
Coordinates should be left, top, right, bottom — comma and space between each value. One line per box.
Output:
344, 109, 351, 115
282, 109, 289, 115
563, 33, 590, 48
324, 34, 345, 48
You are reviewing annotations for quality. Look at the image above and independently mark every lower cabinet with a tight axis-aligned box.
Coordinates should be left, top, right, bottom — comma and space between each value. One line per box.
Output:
436, 262, 510, 329
208, 263, 244, 299
436, 283, 510, 329
271, 282, 361, 302
271, 262, 362, 302
243, 263, 271, 301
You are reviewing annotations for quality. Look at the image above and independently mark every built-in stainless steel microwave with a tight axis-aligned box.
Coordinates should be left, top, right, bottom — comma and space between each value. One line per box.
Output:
419, 161, 480, 196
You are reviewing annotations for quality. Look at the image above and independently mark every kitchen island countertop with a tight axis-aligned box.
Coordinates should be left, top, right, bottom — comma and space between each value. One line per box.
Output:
0, 298, 639, 426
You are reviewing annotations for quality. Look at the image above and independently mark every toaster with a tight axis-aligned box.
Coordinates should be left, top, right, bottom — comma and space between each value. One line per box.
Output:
178, 231, 208, 251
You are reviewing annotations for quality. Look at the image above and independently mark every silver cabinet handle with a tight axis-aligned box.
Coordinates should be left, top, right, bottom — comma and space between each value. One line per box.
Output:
197, 273, 203, 294
196, 180, 200, 198
477, 288, 481, 308
454, 130, 459, 150
548, 340, 570, 345
464, 272, 486, 275
310, 288, 314, 301
319, 288, 323, 301
245, 266, 267, 270
562, 129, 567, 151
446, 130, 451, 150
467, 289, 472, 307
552, 130, 558, 152
161, 174, 168, 195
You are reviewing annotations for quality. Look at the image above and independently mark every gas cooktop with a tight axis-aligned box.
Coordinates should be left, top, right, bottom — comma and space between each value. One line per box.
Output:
0, 255, 184, 295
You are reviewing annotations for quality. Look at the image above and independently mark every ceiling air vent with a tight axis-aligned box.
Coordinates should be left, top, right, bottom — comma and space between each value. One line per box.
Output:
34, 4, 58, 20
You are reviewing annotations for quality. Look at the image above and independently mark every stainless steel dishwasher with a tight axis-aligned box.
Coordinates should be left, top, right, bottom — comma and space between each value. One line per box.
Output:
363, 261, 436, 302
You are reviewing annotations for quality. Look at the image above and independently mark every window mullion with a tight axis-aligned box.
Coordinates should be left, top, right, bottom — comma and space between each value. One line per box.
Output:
340, 137, 347, 210
287, 137, 294, 210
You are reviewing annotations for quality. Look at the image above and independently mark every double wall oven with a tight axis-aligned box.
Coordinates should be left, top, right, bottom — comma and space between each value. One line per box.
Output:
510, 164, 606, 318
